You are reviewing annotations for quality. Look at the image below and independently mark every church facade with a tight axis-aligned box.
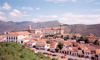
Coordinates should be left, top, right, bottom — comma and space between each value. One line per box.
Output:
23, 24, 64, 35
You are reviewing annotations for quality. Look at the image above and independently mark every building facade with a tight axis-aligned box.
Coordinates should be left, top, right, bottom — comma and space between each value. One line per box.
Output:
6, 31, 30, 45
23, 24, 64, 35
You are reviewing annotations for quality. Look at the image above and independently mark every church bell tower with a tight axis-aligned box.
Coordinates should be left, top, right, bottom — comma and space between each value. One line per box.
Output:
60, 24, 63, 35
28, 25, 31, 30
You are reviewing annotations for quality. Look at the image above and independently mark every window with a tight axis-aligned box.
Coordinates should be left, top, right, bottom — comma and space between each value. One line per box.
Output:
21, 41, 23, 44
7, 36, 8, 39
9, 37, 10, 39
11, 37, 13, 39
14, 37, 15, 39
16, 37, 17, 39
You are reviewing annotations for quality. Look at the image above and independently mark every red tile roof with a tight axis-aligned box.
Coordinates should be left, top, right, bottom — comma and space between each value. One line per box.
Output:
23, 38, 29, 40
96, 49, 100, 54
72, 47, 78, 52
36, 40, 46, 45
43, 27, 60, 30
63, 41, 72, 45
50, 42, 57, 48
84, 49, 91, 53
0, 35, 6, 37
7, 31, 30, 35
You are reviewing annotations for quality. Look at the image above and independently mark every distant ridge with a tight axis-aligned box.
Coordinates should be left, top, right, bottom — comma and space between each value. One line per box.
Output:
0, 20, 60, 34
63, 24, 100, 37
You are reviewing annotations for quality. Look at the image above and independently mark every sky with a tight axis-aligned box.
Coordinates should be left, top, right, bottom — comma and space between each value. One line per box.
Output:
0, 0, 100, 24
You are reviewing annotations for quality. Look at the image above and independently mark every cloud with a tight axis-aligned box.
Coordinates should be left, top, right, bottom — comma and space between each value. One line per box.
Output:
94, 2, 100, 4
93, 9, 100, 12
0, 2, 11, 10
40, 15, 58, 18
72, 0, 76, 2
13, 9, 21, 14
85, 0, 94, 2
22, 7, 33, 11
0, 11, 6, 15
23, 11, 27, 13
62, 12, 100, 18
32, 18, 40, 22
60, 17, 68, 20
60, 4, 64, 6
45, 0, 76, 2
0, 11, 7, 20
9, 9, 31, 18
0, 16, 7, 20
59, 12, 100, 24
9, 12, 18, 17
36, 8, 40, 10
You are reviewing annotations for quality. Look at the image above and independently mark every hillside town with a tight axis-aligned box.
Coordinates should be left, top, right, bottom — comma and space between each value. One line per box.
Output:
0, 24, 100, 60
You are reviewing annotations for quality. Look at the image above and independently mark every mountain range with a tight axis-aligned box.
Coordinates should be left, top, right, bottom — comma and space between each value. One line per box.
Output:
0, 20, 60, 34
63, 24, 100, 37
0, 20, 100, 37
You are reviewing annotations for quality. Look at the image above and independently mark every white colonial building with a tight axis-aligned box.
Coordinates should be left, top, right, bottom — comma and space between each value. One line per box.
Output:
6, 31, 31, 45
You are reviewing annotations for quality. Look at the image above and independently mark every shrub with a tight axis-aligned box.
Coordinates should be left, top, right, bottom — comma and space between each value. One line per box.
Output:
52, 58, 58, 60
46, 40, 51, 44
20, 54, 25, 58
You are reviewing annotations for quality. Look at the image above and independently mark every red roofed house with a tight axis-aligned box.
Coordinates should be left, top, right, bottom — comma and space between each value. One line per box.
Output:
25, 40, 36, 47
6, 31, 31, 45
50, 41, 58, 52
35, 40, 50, 50
59, 47, 67, 55
67, 39, 76, 43
55, 38, 64, 43
85, 33, 99, 43
0, 35, 6, 42
31, 33, 43, 41
75, 33, 82, 39
96, 49, 100, 60
79, 41, 85, 44
63, 41, 72, 48
71, 47, 78, 56
84, 48, 91, 59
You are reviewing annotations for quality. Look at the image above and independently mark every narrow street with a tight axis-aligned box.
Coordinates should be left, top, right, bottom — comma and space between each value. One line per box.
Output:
29, 47, 90, 60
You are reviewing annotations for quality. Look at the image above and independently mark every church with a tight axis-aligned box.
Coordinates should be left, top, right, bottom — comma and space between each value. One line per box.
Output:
23, 24, 64, 35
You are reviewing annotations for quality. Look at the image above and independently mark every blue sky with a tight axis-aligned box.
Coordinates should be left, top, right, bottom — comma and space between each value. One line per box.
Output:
0, 0, 100, 24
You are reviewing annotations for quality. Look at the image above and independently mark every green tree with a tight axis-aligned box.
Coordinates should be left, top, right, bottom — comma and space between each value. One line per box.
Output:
52, 58, 58, 60
58, 43, 63, 50
46, 40, 51, 44
77, 36, 84, 42
72, 34, 76, 39
63, 37, 68, 41
85, 39, 90, 43
93, 40, 99, 45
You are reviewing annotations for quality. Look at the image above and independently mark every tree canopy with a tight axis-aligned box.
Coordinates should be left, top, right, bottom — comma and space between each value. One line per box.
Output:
46, 40, 51, 44
58, 43, 63, 50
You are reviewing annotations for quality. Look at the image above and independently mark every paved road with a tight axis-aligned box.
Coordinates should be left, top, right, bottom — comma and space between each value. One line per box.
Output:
29, 47, 90, 60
